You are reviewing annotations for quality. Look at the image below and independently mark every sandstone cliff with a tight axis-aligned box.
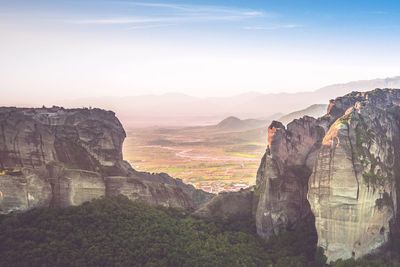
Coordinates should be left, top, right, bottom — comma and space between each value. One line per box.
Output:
253, 89, 400, 261
254, 117, 325, 239
0, 107, 212, 213
309, 89, 400, 261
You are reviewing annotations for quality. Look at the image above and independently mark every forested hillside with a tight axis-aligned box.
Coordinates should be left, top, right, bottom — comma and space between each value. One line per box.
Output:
0, 196, 317, 267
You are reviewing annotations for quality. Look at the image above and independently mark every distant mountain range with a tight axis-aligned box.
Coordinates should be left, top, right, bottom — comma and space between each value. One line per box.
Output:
105, 76, 400, 127
213, 104, 328, 132
5, 76, 400, 127
278, 104, 328, 125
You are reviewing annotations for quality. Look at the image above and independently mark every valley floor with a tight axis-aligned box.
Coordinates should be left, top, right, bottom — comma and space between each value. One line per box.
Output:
123, 126, 267, 193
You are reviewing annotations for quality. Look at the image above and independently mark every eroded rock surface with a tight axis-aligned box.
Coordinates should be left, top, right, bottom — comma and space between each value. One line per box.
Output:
255, 117, 325, 239
309, 89, 400, 261
0, 107, 212, 213
254, 89, 400, 262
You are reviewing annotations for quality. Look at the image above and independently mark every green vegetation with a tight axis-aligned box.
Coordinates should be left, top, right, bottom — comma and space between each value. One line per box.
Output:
362, 171, 386, 187
353, 118, 393, 190
3, 196, 400, 266
314, 247, 328, 267
0, 196, 317, 267
355, 125, 367, 151
330, 254, 400, 267
337, 116, 350, 126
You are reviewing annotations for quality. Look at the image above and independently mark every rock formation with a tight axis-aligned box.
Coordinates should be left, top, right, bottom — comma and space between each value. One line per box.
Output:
254, 117, 325, 239
253, 89, 400, 261
194, 116, 325, 237
309, 89, 400, 261
0, 107, 212, 214
193, 188, 254, 222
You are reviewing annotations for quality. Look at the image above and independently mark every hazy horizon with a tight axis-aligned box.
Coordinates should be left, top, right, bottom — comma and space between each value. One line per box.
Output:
2, 75, 400, 107
2, 0, 400, 102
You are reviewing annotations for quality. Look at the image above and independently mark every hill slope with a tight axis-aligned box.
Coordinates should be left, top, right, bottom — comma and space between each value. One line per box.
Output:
0, 196, 317, 267
216, 116, 268, 131
278, 104, 327, 125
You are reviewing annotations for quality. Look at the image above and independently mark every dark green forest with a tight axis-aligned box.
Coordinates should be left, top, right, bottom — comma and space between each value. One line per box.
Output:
0, 196, 397, 267
0, 196, 317, 267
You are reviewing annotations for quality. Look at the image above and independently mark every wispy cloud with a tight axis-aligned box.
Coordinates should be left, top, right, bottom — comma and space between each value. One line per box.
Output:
128, 23, 176, 30
242, 24, 303, 30
68, 14, 261, 25
66, 2, 267, 27
126, 2, 266, 17
62, 1, 303, 32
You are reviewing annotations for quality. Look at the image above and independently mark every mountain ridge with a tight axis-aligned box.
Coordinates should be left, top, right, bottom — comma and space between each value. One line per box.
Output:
4, 76, 400, 128
278, 104, 327, 125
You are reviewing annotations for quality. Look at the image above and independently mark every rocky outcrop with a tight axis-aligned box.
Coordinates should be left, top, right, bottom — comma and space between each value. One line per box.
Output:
192, 117, 326, 233
0, 107, 212, 213
193, 188, 254, 222
254, 117, 325, 239
254, 89, 400, 262
309, 89, 400, 261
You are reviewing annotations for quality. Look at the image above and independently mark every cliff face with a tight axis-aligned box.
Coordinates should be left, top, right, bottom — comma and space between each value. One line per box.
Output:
0, 107, 212, 213
0, 107, 127, 174
254, 117, 324, 239
309, 89, 400, 261
254, 89, 400, 262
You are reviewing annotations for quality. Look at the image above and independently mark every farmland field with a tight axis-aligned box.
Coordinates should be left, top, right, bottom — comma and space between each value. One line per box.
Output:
123, 125, 267, 193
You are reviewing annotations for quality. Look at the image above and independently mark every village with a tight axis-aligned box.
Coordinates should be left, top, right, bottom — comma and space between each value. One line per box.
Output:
197, 181, 249, 194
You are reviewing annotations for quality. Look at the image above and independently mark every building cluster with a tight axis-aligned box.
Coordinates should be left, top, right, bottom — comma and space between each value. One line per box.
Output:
197, 182, 249, 193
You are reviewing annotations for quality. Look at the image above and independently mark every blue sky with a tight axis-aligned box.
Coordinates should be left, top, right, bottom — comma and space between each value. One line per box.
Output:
1, 0, 400, 102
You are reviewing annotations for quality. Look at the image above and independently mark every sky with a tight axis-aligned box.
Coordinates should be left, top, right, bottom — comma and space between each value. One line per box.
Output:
1, 0, 400, 102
